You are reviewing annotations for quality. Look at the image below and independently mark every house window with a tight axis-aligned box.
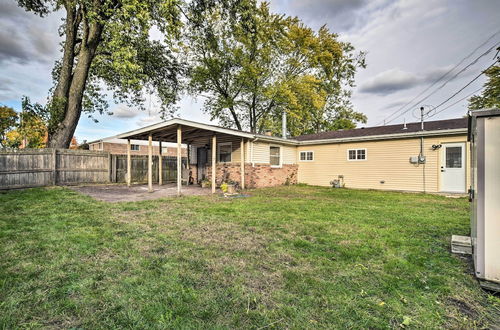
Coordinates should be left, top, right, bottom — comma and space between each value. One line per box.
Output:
270, 146, 281, 166
446, 147, 462, 168
130, 144, 140, 151
348, 148, 366, 161
218, 142, 232, 163
300, 151, 314, 161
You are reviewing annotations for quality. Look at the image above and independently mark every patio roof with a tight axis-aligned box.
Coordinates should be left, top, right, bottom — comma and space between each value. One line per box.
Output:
114, 118, 297, 146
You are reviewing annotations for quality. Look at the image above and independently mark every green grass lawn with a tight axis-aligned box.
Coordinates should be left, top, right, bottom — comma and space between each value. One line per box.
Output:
1, 185, 499, 328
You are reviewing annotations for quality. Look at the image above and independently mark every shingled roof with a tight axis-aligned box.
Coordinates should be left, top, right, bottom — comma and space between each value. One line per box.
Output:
294, 118, 468, 141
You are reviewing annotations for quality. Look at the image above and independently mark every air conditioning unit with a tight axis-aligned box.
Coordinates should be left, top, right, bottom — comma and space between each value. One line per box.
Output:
468, 109, 500, 291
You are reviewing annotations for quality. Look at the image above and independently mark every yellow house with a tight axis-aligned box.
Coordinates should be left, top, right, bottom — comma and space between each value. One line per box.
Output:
115, 117, 469, 194
295, 118, 469, 193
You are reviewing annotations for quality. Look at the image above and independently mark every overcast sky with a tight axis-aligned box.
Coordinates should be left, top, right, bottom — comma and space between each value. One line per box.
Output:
0, 0, 499, 142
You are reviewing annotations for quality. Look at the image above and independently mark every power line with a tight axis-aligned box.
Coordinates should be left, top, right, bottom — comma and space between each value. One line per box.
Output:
377, 28, 500, 126
380, 42, 499, 125
430, 86, 484, 117
432, 59, 498, 111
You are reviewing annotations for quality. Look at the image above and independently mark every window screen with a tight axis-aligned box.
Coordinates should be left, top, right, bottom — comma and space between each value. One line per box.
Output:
446, 147, 462, 168
218, 143, 232, 163
348, 149, 366, 160
270, 146, 281, 166
300, 151, 314, 161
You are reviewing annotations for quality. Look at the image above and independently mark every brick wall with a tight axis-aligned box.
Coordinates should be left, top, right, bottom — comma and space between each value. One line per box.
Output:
246, 164, 298, 188
205, 163, 298, 188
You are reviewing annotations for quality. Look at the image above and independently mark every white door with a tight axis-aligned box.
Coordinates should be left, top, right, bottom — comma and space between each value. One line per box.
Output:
440, 142, 466, 193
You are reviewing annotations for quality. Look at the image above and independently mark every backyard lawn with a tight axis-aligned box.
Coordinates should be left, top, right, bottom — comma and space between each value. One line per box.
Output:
0, 185, 498, 328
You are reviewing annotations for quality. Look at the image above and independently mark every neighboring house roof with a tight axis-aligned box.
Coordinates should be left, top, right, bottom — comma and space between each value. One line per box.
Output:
295, 118, 468, 142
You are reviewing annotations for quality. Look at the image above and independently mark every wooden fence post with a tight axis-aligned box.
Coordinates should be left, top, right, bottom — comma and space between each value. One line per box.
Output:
113, 155, 117, 183
107, 152, 112, 182
52, 148, 57, 186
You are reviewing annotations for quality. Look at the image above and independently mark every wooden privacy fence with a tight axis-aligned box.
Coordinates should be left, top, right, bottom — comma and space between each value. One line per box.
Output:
112, 155, 187, 184
0, 148, 187, 190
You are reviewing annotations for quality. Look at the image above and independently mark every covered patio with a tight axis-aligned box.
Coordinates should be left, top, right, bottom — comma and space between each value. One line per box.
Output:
115, 118, 255, 196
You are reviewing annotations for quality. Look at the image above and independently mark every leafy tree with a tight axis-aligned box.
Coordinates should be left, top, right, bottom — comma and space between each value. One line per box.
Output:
0, 106, 18, 147
23, 97, 48, 148
1, 100, 47, 148
185, 0, 366, 135
4, 130, 22, 148
17, 0, 185, 148
469, 64, 500, 110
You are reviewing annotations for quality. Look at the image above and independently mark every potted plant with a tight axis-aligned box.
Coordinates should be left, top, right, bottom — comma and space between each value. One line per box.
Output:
223, 180, 237, 194
200, 179, 211, 188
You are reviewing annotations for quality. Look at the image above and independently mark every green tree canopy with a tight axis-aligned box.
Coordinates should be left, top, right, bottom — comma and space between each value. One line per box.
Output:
469, 64, 500, 110
17, 0, 185, 148
0, 106, 18, 147
0, 100, 48, 148
185, 0, 366, 136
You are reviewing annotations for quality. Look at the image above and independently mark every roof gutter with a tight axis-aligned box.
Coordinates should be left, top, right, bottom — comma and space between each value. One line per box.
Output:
115, 118, 256, 140
297, 128, 468, 145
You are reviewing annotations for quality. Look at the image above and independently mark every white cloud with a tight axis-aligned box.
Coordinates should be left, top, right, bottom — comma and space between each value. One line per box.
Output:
110, 104, 141, 119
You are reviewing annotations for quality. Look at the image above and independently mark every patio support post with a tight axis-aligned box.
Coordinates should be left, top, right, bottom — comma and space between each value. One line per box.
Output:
158, 140, 163, 186
211, 134, 216, 194
127, 139, 131, 187
177, 125, 182, 196
148, 134, 153, 193
240, 139, 245, 189
186, 143, 190, 186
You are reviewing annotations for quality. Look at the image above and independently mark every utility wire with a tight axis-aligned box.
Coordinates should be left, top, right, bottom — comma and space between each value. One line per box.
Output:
431, 59, 498, 111
379, 42, 499, 125
430, 86, 484, 117
377, 29, 500, 126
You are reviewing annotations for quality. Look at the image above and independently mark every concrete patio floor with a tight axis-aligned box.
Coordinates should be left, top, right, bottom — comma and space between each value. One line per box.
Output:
69, 183, 213, 202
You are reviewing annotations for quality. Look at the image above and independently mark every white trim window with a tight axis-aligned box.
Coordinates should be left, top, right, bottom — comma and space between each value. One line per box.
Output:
218, 142, 232, 163
130, 144, 140, 151
270, 146, 281, 167
347, 148, 366, 161
300, 151, 314, 161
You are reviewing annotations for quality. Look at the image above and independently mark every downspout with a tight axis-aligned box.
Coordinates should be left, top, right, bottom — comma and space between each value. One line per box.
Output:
421, 136, 426, 193
282, 111, 287, 139
251, 137, 260, 167
420, 107, 426, 193
250, 137, 260, 188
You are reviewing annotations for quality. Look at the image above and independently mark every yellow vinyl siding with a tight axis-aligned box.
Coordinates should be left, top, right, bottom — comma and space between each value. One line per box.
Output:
297, 135, 469, 193
248, 141, 297, 165
282, 145, 297, 164
252, 142, 270, 164
207, 136, 242, 163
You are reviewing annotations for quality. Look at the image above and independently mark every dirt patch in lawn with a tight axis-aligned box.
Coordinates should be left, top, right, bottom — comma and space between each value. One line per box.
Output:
69, 183, 213, 202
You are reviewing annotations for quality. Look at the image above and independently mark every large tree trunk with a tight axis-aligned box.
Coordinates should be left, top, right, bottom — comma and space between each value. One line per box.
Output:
48, 10, 103, 148
52, 5, 79, 102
